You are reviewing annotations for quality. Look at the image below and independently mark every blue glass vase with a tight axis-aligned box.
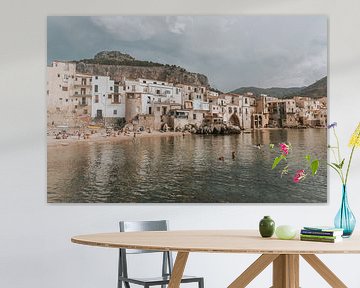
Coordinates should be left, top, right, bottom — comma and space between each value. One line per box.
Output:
334, 185, 356, 237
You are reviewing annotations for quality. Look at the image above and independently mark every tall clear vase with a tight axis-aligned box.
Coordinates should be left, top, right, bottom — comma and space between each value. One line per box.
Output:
334, 185, 356, 237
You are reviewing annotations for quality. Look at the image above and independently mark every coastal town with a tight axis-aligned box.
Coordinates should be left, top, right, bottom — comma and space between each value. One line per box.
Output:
47, 61, 327, 139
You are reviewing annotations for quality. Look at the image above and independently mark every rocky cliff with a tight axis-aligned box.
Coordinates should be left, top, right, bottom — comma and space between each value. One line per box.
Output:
75, 51, 210, 87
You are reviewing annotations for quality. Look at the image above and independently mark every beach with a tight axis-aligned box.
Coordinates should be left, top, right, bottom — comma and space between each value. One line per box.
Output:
47, 130, 191, 147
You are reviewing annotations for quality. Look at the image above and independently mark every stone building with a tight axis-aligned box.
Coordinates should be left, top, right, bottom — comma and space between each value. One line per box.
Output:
47, 61, 77, 127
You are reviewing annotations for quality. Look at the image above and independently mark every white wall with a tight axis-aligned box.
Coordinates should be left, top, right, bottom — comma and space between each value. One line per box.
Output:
1, 1, 360, 287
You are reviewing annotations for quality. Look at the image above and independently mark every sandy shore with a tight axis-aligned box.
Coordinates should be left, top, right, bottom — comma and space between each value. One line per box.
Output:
47, 130, 191, 147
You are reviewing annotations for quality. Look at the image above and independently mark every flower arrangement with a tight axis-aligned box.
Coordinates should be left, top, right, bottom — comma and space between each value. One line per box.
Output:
270, 142, 319, 183
328, 122, 360, 185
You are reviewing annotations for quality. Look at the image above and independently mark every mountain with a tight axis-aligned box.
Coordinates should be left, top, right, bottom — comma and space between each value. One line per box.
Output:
229, 86, 304, 98
75, 51, 210, 87
294, 76, 327, 98
229, 76, 327, 98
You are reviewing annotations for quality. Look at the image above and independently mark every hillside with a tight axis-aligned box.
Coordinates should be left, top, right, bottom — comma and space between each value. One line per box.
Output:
75, 51, 209, 87
230, 76, 327, 98
229, 86, 304, 98
295, 76, 327, 98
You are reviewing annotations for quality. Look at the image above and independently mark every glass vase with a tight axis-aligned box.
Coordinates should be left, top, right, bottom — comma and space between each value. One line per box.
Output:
334, 185, 356, 237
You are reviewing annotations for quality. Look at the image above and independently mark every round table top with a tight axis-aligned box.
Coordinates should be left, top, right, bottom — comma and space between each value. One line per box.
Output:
71, 230, 360, 254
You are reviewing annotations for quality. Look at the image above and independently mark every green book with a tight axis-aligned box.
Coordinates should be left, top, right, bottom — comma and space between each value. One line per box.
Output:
303, 226, 344, 233
300, 234, 340, 240
300, 236, 342, 243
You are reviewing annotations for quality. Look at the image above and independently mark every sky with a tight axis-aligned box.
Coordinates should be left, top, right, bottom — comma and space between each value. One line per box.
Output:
47, 16, 327, 92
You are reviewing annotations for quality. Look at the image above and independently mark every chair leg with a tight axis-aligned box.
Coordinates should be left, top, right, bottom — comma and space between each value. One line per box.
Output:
199, 278, 204, 288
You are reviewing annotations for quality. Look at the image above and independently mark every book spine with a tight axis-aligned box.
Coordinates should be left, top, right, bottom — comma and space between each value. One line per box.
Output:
300, 236, 337, 243
300, 233, 337, 239
301, 230, 337, 236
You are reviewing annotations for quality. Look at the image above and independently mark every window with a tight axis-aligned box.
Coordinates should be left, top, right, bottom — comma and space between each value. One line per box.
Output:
132, 85, 136, 92
59, 98, 63, 101
75, 91, 79, 95
75, 105, 77, 109
156, 89, 161, 94
113, 110, 117, 115
193, 114, 197, 120
157, 107, 161, 112
114, 85, 119, 93
110, 86, 113, 91
143, 80, 146, 83
95, 76, 98, 80
114, 95, 119, 103
108, 95, 112, 99
94, 85, 98, 92
81, 97, 86, 105
95, 95, 99, 103
245, 98, 248, 104
57, 74, 60, 78
65, 99, 68, 102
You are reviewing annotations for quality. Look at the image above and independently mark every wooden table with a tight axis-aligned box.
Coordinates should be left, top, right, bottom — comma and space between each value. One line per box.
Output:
71, 230, 360, 288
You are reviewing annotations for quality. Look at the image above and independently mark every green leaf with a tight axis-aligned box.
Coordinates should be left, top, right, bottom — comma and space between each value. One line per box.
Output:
305, 155, 311, 164
269, 144, 274, 149
339, 158, 345, 169
311, 159, 319, 176
332, 162, 341, 169
272, 155, 285, 169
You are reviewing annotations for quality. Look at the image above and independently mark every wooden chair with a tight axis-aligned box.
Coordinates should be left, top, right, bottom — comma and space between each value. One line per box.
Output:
118, 220, 204, 288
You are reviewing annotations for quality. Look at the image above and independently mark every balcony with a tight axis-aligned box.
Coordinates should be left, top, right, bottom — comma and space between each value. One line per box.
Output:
74, 83, 92, 88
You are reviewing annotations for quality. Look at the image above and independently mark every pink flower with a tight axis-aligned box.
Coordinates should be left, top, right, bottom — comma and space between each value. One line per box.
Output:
293, 169, 306, 183
279, 143, 289, 155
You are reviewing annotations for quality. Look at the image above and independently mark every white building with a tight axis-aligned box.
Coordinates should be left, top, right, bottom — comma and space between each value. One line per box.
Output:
91, 76, 125, 119
125, 78, 182, 116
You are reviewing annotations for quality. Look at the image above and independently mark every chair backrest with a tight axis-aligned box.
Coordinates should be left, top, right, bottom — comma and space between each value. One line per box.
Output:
118, 220, 174, 283
119, 220, 169, 254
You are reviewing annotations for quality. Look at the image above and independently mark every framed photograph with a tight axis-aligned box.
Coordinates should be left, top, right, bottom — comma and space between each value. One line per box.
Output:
47, 16, 327, 203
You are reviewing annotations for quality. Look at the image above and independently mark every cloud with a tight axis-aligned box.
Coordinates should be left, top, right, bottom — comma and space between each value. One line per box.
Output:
48, 16, 327, 91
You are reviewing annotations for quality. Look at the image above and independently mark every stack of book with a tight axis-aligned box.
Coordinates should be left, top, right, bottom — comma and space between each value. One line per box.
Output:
300, 226, 344, 243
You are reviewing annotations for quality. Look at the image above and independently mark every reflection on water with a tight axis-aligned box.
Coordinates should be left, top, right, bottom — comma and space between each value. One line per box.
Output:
47, 129, 327, 203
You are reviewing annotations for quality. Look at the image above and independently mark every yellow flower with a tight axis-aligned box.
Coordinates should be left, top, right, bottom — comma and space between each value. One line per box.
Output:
349, 123, 360, 147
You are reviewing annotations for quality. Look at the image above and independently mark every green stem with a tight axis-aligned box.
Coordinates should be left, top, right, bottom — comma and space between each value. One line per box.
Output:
327, 163, 344, 183
333, 128, 342, 162
345, 145, 356, 185
333, 127, 345, 182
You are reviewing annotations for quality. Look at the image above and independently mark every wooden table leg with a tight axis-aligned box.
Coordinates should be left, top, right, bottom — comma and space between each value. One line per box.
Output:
228, 254, 279, 288
168, 252, 189, 288
301, 254, 347, 288
272, 254, 299, 288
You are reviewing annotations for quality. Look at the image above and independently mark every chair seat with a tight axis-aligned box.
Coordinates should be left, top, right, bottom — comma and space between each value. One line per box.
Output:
119, 274, 203, 286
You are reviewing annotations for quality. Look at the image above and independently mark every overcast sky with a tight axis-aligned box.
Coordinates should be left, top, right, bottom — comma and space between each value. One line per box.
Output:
47, 16, 327, 91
